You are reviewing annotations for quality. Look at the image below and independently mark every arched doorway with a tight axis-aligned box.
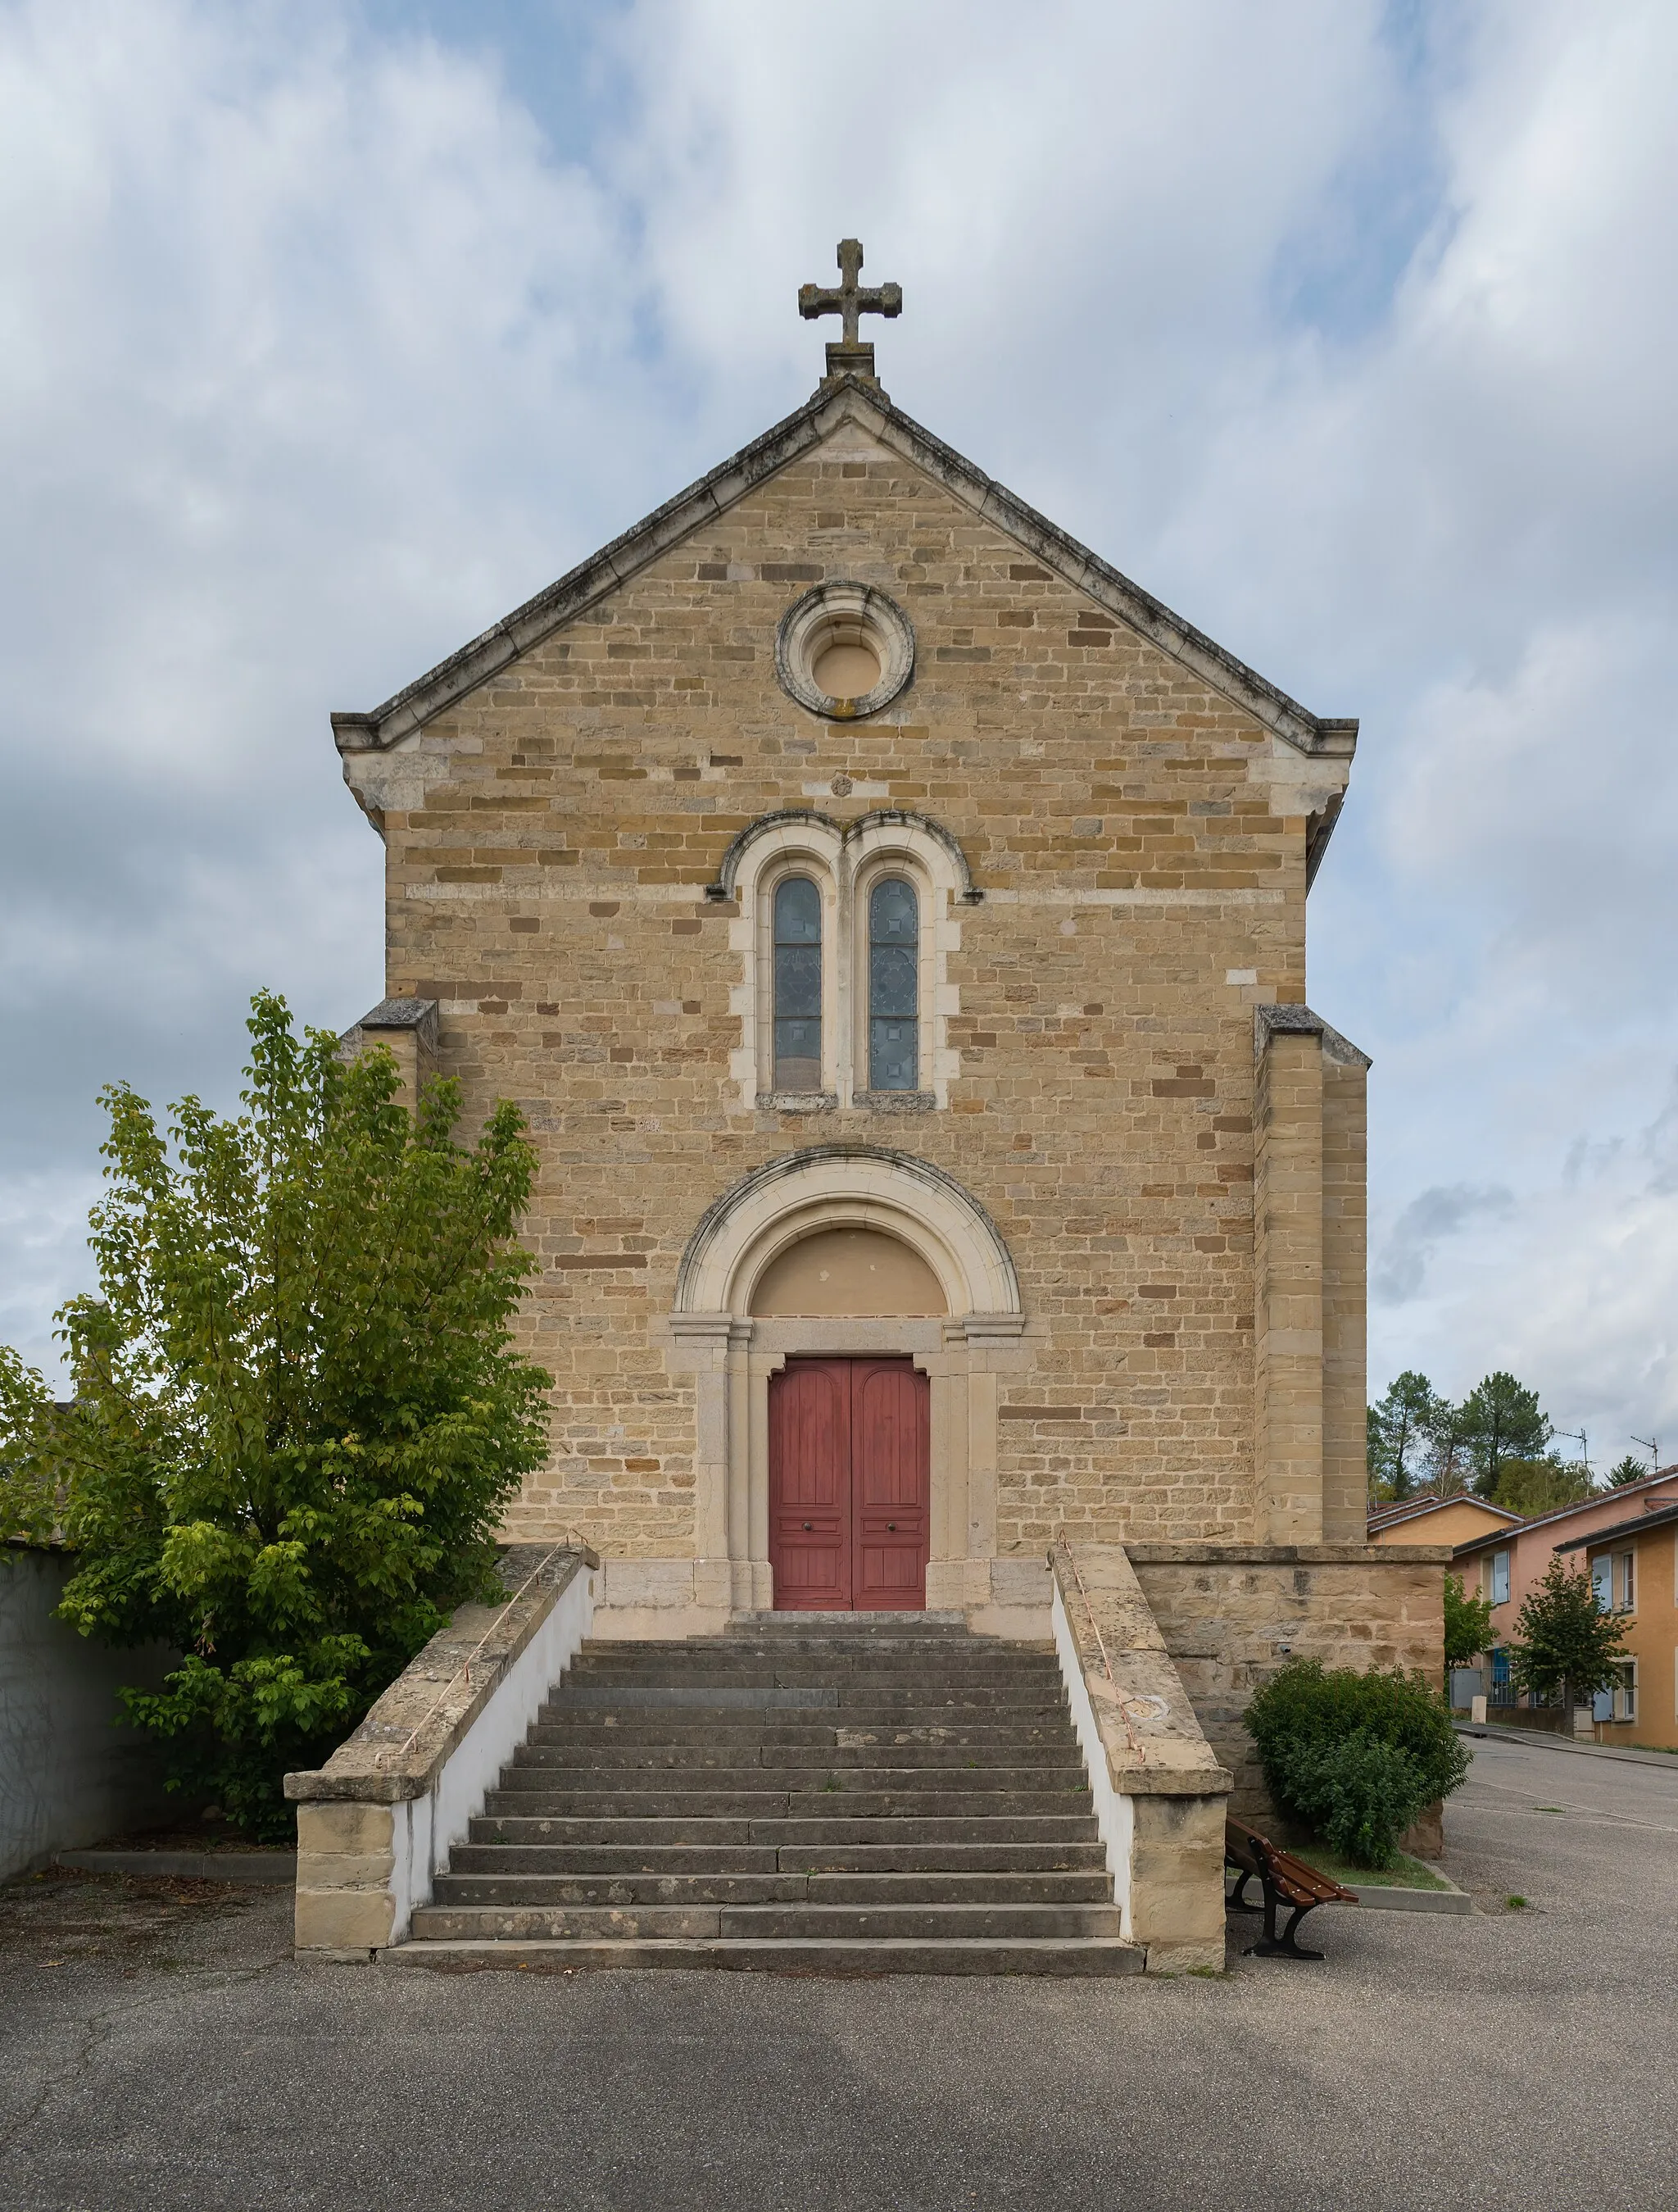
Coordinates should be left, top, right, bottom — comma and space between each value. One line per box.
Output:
668, 1147, 1027, 1618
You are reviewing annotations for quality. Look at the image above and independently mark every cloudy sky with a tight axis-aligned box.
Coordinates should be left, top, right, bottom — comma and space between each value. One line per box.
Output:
2, 0, 1675, 1464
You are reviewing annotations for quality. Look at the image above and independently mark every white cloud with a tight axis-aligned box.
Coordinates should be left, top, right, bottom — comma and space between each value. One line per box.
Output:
1, 0, 1675, 1447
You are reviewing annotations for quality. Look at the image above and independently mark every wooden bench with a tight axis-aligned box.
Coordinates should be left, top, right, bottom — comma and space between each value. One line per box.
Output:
1225, 1814, 1358, 1960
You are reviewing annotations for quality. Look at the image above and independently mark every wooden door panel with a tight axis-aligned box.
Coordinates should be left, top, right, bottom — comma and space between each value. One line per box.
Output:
851, 1360, 930, 1610
769, 1360, 850, 1610
770, 1358, 929, 1611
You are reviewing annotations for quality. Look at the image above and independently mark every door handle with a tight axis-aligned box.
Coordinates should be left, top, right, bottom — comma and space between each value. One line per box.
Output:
803, 1522, 813, 1531
887, 1523, 896, 1532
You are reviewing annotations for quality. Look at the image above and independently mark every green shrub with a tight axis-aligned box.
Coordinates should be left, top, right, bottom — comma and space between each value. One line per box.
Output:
1267, 1731, 1424, 1868
1243, 1659, 1469, 1869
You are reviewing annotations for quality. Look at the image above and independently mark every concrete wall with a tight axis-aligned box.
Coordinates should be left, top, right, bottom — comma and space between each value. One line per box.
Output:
0, 1546, 175, 1878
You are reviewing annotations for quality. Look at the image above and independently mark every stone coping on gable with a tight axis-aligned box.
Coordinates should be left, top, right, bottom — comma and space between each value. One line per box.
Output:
284, 1544, 597, 1807
1123, 1542, 1452, 1565
329, 377, 1357, 765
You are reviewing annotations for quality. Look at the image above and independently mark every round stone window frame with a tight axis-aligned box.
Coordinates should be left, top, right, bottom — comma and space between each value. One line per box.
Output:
774, 582, 915, 720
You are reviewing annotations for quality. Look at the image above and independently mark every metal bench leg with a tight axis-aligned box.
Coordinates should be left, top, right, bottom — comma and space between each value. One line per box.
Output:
1226, 1868, 1261, 1914
1245, 1893, 1325, 1962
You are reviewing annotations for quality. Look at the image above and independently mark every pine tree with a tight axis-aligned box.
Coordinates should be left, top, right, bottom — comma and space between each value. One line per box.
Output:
1458, 1373, 1549, 1498
1367, 1371, 1447, 1501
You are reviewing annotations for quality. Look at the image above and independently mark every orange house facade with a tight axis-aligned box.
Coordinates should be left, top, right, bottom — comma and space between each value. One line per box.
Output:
1454, 1468, 1678, 1746
1367, 1496, 1522, 1551
1555, 1502, 1678, 1746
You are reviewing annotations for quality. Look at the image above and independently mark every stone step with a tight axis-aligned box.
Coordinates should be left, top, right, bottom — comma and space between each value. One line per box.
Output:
407, 1901, 1125, 1942
509, 1742, 1084, 1772
583, 1628, 1017, 1646
384, 1937, 1143, 1978
468, 1815, 1100, 1846
525, 1718, 1075, 1748
558, 1679, 1062, 1705
570, 1652, 1059, 1675
550, 1689, 1068, 1715
457, 1837, 1107, 1874
483, 1786, 1091, 1819
433, 1869, 1113, 1907
719, 1611, 980, 1634
570, 1654, 1056, 1681
505, 1754, 1082, 1790
400, 1623, 1106, 1975
577, 1626, 1044, 1648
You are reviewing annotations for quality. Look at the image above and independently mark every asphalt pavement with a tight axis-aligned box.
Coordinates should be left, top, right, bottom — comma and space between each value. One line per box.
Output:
3, 1733, 1674, 2212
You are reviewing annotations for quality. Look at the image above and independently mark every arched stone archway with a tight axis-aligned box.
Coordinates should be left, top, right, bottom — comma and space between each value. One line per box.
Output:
665, 1147, 1028, 1622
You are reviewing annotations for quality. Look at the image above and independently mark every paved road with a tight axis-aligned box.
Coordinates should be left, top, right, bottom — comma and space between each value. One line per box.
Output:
4, 1735, 1676, 2212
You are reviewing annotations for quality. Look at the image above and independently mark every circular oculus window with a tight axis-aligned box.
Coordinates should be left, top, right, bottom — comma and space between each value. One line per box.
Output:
775, 583, 915, 720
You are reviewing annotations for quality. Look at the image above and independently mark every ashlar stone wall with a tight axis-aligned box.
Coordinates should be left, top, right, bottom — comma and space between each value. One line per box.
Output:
1129, 1544, 1449, 1826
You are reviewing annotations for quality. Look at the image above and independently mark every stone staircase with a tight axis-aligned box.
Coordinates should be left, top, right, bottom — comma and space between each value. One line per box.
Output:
394, 1613, 1141, 1974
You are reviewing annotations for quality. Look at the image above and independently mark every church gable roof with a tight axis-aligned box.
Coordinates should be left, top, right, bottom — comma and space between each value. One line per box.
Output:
331, 375, 1357, 765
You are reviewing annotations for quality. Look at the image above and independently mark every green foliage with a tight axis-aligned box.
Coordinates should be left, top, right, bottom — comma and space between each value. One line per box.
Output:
1443, 1573, 1494, 1672
1365, 1369, 1484, 1501
1367, 1371, 1448, 1502
0, 1347, 67, 1544
1608, 1453, 1653, 1488
1458, 1372, 1550, 1497
1243, 1658, 1470, 1870
1271, 1732, 1426, 1869
1508, 1555, 1628, 1709
0, 992, 552, 1838
1490, 1455, 1594, 1515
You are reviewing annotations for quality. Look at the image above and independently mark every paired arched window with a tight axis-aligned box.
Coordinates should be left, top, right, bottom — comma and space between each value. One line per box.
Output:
772, 876, 823, 1092
867, 877, 918, 1092
768, 872, 920, 1095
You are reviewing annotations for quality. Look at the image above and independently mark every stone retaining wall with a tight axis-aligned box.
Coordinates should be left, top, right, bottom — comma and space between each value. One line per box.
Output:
1127, 1542, 1449, 1844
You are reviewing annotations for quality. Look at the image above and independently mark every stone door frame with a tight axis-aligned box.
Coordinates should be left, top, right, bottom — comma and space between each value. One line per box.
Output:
666, 1146, 1027, 1618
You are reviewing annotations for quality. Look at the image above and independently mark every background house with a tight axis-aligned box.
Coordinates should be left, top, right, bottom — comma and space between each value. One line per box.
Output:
1453, 1468, 1678, 1742
1554, 1503, 1678, 1746
1367, 1495, 1523, 1551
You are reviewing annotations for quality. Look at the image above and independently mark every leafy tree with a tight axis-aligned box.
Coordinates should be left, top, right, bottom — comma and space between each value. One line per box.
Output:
1443, 1573, 1494, 1678
0, 993, 551, 1838
1508, 1555, 1628, 1713
1367, 1371, 1447, 1502
1608, 1452, 1653, 1489
1490, 1455, 1594, 1516
1458, 1372, 1549, 1498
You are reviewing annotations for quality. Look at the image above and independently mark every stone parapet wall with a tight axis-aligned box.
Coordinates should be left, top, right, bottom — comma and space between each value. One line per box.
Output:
1049, 1542, 1231, 1972
286, 1544, 597, 1956
1127, 1543, 1449, 1827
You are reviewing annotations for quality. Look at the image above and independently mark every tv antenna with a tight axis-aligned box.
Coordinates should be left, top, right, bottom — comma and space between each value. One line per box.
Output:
1633, 1433, 1661, 1469
1555, 1428, 1590, 1479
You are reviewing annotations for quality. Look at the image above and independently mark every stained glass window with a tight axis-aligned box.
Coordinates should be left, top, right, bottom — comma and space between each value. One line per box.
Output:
773, 877, 823, 1091
868, 877, 918, 1091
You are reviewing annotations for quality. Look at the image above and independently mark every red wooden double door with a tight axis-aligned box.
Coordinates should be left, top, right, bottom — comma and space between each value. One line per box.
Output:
768, 1357, 931, 1610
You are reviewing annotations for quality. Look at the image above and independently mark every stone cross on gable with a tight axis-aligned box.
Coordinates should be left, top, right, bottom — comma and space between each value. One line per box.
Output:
800, 238, 901, 392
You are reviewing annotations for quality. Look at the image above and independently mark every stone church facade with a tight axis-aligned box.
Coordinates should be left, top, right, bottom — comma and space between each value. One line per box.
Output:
332, 263, 1435, 1689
